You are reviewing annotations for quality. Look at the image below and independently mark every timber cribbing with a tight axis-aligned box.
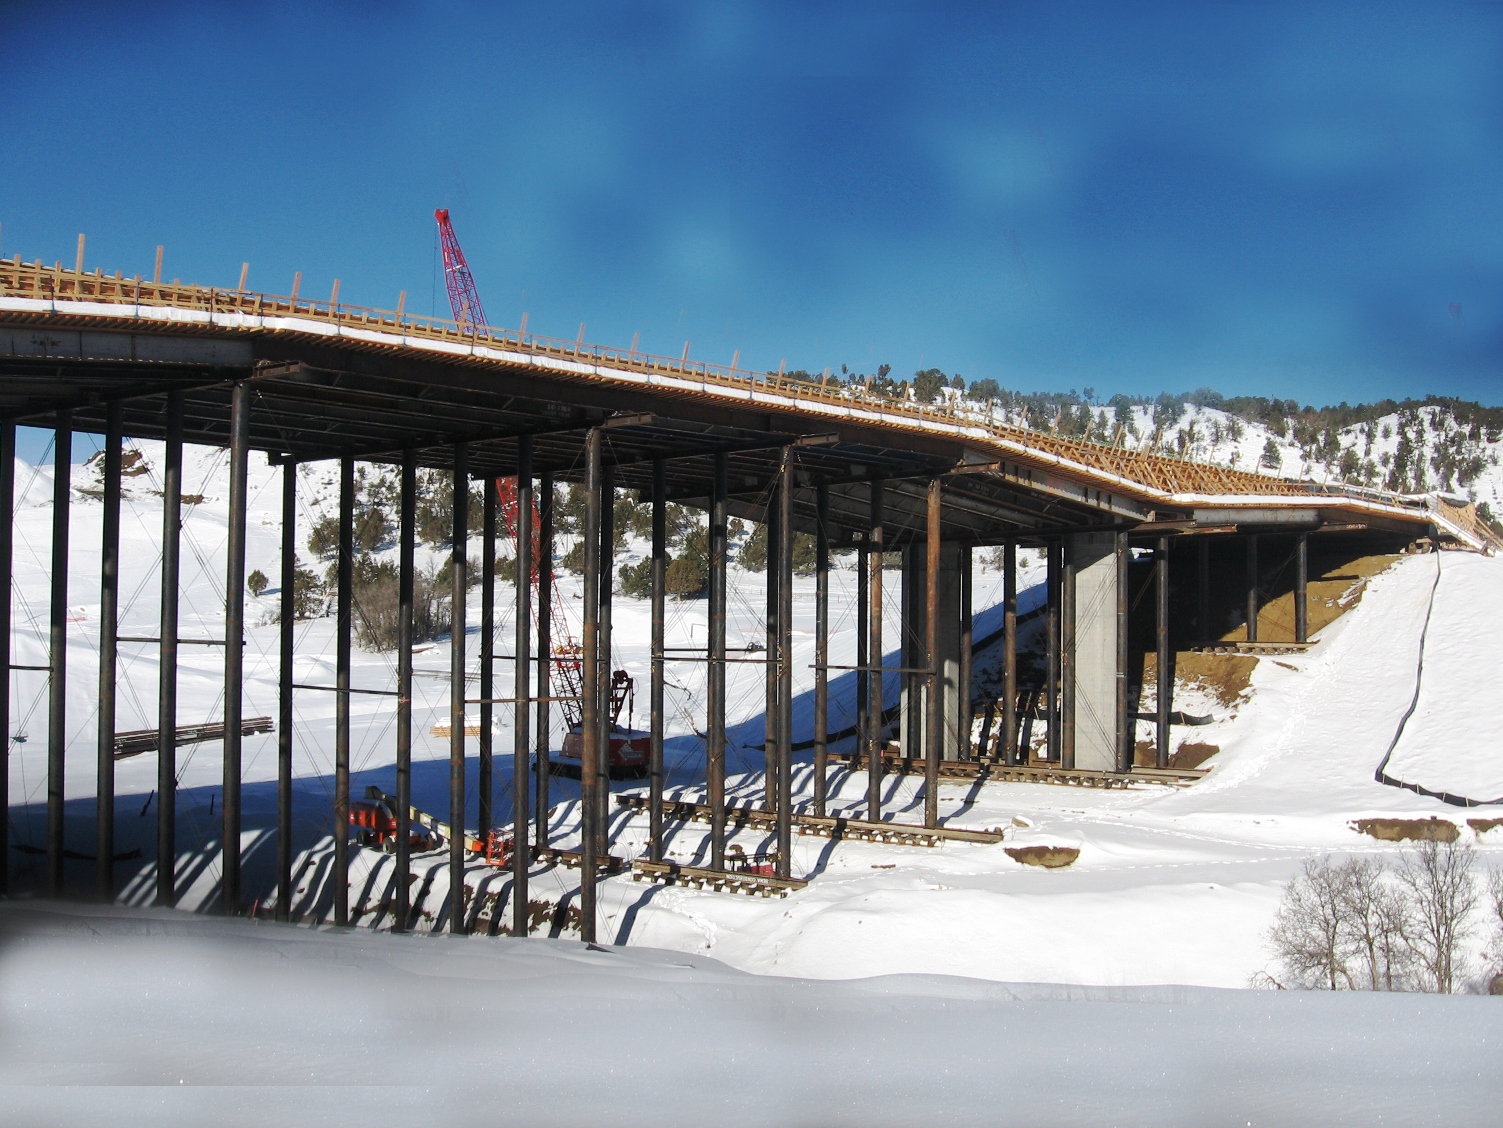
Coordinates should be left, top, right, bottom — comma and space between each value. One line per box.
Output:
0, 257, 1495, 550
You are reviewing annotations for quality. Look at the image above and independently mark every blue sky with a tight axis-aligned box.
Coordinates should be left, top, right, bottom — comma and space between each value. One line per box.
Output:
3, 1, 1501, 422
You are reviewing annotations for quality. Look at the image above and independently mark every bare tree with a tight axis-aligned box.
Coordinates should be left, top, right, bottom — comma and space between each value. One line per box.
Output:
1397, 839, 1478, 994
1487, 869, 1503, 994
1338, 857, 1414, 991
1269, 855, 1352, 990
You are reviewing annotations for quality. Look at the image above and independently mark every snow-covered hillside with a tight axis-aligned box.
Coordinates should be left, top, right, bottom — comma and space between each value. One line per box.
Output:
943, 392, 1503, 515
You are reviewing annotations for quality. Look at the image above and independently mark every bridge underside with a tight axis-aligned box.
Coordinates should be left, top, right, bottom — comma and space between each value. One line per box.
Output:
0, 304, 1436, 938
0, 327, 1137, 543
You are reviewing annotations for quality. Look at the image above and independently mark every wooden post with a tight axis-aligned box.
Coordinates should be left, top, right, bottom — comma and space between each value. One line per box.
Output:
96, 404, 121, 900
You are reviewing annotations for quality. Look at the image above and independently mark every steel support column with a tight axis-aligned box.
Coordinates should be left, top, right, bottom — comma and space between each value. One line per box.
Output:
156, 393, 182, 907
775, 451, 794, 877
1060, 539, 1077, 771
923, 479, 941, 828
394, 450, 416, 932
1045, 542, 1060, 763
96, 404, 121, 900
222, 384, 249, 914
449, 443, 468, 935
707, 452, 727, 870
535, 472, 553, 845
648, 459, 665, 864
1115, 532, 1131, 773
1156, 535, 1171, 769
579, 429, 602, 943
1197, 538, 1210, 640
511, 439, 532, 937
812, 480, 829, 817
1295, 533, 1309, 644
277, 460, 296, 921
764, 486, 780, 814
958, 544, 972, 760
1245, 534, 1259, 643
47, 411, 71, 895
0, 423, 11, 897
334, 458, 353, 926
856, 532, 868, 746
0, 424, 10, 897
1002, 542, 1018, 765
865, 480, 884, 823
479, 475, 495, 842
596, 465, 614, 855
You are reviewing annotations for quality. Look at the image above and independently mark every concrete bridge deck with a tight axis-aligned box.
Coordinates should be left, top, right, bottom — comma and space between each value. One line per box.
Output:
0, 256, 1493, 551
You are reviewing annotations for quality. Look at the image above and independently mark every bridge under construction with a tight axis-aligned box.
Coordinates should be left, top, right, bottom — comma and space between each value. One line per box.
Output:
0, 252, 1494, 940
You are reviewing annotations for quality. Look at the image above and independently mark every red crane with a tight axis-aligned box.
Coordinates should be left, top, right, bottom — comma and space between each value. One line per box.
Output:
434, 208, 489, 335
429, 210, 643, 776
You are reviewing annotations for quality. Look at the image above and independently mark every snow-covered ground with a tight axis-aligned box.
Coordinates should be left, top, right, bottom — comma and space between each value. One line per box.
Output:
6, 436, 1503, 991
3, 899, 1501, 1128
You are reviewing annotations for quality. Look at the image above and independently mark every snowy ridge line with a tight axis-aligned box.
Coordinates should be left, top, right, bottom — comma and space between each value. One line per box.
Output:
1373, 551, 1502, 808
3, 289, 1489, 550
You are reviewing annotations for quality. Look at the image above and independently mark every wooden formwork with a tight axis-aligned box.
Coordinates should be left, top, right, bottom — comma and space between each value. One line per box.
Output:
615, 794, 1006, 847
826, 750, 1206, 789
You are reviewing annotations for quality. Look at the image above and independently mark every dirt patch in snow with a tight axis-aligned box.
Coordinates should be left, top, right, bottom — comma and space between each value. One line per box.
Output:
1171, 742, 1220, 770
1351, 817, 1459, 843
1254, 552, 1405, 641
1149, 652, 1258, 709
1005, 846, 1080, 868
1467, 818, 1503, 837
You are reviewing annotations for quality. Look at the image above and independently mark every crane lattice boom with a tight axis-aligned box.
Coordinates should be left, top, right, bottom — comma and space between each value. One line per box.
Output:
434, 208, 489, 335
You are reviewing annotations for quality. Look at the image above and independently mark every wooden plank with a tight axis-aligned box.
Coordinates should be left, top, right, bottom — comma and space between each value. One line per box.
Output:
632, 859, 807, 897
112, 715, 273, 759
